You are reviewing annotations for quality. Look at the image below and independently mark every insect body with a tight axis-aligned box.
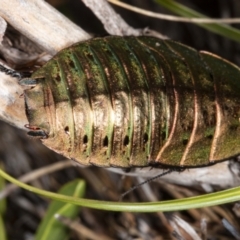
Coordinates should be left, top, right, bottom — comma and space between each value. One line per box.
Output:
17, 36, 240, 168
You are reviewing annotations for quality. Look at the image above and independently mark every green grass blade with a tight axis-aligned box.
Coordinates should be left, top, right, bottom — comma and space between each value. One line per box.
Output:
0, 163, 6, 215
155, 0, 240, 43
35, 179, 85, 240
0, 216, 7, 240
0, 168, 240, 212
0, 163, 6, 240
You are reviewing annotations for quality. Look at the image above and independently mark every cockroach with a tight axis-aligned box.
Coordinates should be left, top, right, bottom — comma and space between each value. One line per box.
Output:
2, 36, 240, 169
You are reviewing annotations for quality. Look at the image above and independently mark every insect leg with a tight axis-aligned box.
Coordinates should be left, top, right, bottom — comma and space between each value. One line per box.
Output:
19, 78, 38, 86
119, 168, 185, 201
0, 64, 23, 79
27, 130, 48, 139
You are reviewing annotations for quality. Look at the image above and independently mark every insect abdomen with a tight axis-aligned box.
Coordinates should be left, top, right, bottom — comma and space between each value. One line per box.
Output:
24, 36, 240, 168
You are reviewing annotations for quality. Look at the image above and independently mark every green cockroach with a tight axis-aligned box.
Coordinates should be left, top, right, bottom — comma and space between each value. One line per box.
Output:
2, 36, 240, 169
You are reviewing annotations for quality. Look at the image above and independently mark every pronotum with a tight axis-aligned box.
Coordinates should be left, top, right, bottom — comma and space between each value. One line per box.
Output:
1, 36, 240, 170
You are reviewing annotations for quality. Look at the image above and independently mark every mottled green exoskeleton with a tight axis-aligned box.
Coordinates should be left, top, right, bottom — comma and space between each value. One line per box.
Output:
3, 36, 240, 168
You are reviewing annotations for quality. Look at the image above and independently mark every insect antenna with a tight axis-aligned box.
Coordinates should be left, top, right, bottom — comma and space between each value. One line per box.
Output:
119, 168, 185, 201
0, 63, 23, 79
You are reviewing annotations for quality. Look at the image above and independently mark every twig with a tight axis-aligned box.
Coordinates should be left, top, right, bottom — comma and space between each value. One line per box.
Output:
0, 0, 90, 55
55, 214, 113, 240
81, 0, 141, 36
108, 0, 240, 24
0, 160, 73, 199
0, 16, 6, 43
109, 160, 240, 189
169, 215, 202, 240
